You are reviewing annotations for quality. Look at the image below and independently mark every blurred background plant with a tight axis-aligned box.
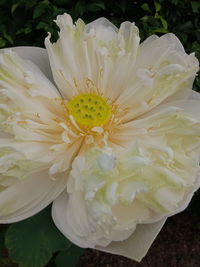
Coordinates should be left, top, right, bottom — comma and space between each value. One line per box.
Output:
0, 0, 200, 89
0, 0, 200, 90
0, 0, 200, 266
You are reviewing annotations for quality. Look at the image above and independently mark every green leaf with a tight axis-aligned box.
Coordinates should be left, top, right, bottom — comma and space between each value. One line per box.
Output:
191, 1, 200, 13
0, 37, 6, 48
53, 0, 71, 5
25, 0, 38, 10
141, 3, 151, 12
74, 0, 86, 16
154, 1, 161, 12
150, 27, 168, 34
16, 27, 32, 35
5, 206, 71, 267
0, 227, 6, 258
140, 15, 150, 22
36, 21, 48, 30
169, 0, 179, 4
160, 17, 168, 30
87, 2, 106, 12
11, 3, 20, 14
2, 30, 13, 45
33, 2, 48, 19
55, 245, 84, 267
192, 41, 200, 52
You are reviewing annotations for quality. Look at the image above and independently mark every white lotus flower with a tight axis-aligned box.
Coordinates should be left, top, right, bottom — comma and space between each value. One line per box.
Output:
0, 13, 200, 261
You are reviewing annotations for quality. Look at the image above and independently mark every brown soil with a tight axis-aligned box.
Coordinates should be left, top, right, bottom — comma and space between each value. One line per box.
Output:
77, 209, 200, 267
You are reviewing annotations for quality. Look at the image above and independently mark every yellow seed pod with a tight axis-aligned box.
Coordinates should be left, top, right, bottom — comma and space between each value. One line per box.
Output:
67, 93, 111, 127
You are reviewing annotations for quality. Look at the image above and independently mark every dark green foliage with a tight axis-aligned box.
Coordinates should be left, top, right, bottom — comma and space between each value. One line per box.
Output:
0, 227, 6, 258
0, 0, 199, 90
5, 206, 79, 267
55, 245, 84, 267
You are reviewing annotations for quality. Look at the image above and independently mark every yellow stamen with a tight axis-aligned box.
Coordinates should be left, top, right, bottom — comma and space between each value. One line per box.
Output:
67, 93, 111, 127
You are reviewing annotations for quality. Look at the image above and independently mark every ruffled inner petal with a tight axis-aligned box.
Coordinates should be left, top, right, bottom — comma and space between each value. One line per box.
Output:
45, 14, 140, 102
52, 99, 200, 248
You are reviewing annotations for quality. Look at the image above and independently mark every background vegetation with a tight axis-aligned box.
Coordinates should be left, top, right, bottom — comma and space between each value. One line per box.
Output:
0, 0, 200, 91
0, 0, 200, 266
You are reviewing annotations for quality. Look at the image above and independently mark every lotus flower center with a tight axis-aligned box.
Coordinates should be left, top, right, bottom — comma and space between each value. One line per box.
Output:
67, 93, 111, 127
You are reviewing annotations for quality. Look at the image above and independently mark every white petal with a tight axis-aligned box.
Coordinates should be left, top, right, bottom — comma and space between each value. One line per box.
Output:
139, 33, 184, 56
96, 218, 166, 262
0, 46, 80, 223
85, 17, 118, 43
118, 34, 199, 121
189, 89, 200, 100
142, 91, 200, 121
53, 190, 167, 262
52, 190, 93, 248
169, 170, 200, 217
10, 47, 53, 82
0, 170, 67, 223
0, 48, 59, 98
45, 14, 140, 101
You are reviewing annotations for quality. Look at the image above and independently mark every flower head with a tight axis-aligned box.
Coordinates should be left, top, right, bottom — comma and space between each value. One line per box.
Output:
0, 13, 200, 261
